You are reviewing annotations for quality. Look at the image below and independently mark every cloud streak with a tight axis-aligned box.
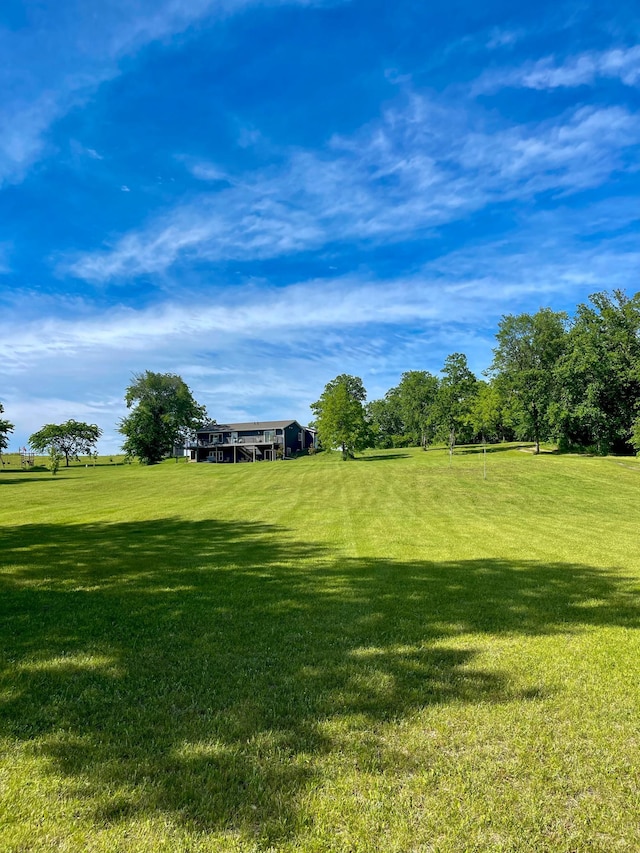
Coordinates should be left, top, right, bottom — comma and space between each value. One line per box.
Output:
476, 45, 640, 92
65, 94, 640, 283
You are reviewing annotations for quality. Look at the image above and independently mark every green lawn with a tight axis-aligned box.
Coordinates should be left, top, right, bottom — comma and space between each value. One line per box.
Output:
1, 447, 639, 851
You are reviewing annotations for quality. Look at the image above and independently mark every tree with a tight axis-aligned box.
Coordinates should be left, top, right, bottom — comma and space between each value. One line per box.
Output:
395, 370, 439, 448
119, 371, 207, 465
311, 374, 372, 460
433, 353, 478, 454
490, 308, 567, 454
29, 420, 102, 467
550, 291, 640, 454
0, 402, 14, 458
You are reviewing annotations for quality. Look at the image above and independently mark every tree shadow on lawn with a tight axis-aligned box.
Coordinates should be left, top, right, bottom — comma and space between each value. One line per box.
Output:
354, 453, 411, 461
1, 518, 638, 845
0, 470, 58, 484
452, 444, 535, 456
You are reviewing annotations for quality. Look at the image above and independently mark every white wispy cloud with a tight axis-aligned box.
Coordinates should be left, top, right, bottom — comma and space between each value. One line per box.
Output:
6, 212, 639, 451
476, 44, 640, 92
64, 93, 640, 282
10, 229, 638, 377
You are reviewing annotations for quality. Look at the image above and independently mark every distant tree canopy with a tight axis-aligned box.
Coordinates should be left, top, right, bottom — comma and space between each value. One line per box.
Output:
0, 402, 14, 456
357, 289, 640, 456
119, 371, 207, 465
311, 374, 372, 460
29, 420, 102, 467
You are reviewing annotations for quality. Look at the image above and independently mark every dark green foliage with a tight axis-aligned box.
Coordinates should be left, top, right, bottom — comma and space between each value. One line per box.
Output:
29, 419, 102, 467
550, 291, 640, 454
395, 370, 440, 447
490, 309, 567, 454
0, 402, 14, 456
311, 374, 372, 459
365, 392, 403, 448
119, 371, 207, 465
434, 353, 478, 453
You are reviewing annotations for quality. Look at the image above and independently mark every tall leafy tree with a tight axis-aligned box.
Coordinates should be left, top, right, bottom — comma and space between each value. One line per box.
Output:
550, 290, 640, 454
490, 308, 567, 454
311, 374, 372, 460
432, 353, 478, 454
0, 402, 14, 458
119, 371, 207, 465
29, 420, 102, 467
395, 370, 440, 447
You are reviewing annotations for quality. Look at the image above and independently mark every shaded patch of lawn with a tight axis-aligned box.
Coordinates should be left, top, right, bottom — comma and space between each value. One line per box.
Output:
1, 516, 638, 847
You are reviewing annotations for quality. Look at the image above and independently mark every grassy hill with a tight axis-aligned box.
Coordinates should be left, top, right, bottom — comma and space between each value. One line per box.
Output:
1, 447, 639, 851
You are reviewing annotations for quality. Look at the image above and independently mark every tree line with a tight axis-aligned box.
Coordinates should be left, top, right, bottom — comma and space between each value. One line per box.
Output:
312, 290, 640, 458
2, 289, 639, 467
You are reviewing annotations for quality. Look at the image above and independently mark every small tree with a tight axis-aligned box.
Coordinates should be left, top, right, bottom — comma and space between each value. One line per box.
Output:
119, 371, 207, 465
48, 447, 61, 476
311, 374, 372, 460
0, 402, 14, 461
29, 420, 102, 467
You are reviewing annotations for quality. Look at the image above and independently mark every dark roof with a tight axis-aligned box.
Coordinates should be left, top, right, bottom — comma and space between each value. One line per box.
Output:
198, 420, 309, 432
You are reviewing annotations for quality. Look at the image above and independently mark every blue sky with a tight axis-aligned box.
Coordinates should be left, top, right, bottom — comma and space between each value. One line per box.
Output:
1, 0, 639, 453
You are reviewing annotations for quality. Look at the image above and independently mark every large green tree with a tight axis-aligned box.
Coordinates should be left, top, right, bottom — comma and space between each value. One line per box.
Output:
119, 372, 207, 465
490, 308, 567, 454
0, 402, 14, 458
550, 291, 640, 454
433, 353, 478, 454
311, 374, 372, 460
395, 370, 440, 447
29, 420, 102, 467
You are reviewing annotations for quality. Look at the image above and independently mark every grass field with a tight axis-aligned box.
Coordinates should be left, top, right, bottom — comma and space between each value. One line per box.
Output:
1, 446, 639, 852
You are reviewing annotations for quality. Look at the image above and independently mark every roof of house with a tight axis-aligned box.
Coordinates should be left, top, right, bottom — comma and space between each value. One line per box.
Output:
198, 420, 312, 433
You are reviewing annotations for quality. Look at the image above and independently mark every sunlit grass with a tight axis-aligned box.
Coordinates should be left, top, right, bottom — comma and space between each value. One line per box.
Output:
1, 446, 639, 851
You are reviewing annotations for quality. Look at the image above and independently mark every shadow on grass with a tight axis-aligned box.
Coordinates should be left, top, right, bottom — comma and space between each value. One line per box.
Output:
0, 475, 62, 484
1, 518, 638, 843
452, 443, 535, 456
354, 453, 411, 461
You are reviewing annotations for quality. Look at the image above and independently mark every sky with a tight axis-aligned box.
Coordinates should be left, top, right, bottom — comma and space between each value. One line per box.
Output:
1, 0, 639, 453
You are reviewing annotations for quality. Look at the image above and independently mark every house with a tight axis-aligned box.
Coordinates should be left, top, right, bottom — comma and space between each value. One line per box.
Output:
186, 420, 317, 463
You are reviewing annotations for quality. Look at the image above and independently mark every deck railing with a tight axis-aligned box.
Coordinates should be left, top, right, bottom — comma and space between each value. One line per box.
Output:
188, 435, 283, 448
